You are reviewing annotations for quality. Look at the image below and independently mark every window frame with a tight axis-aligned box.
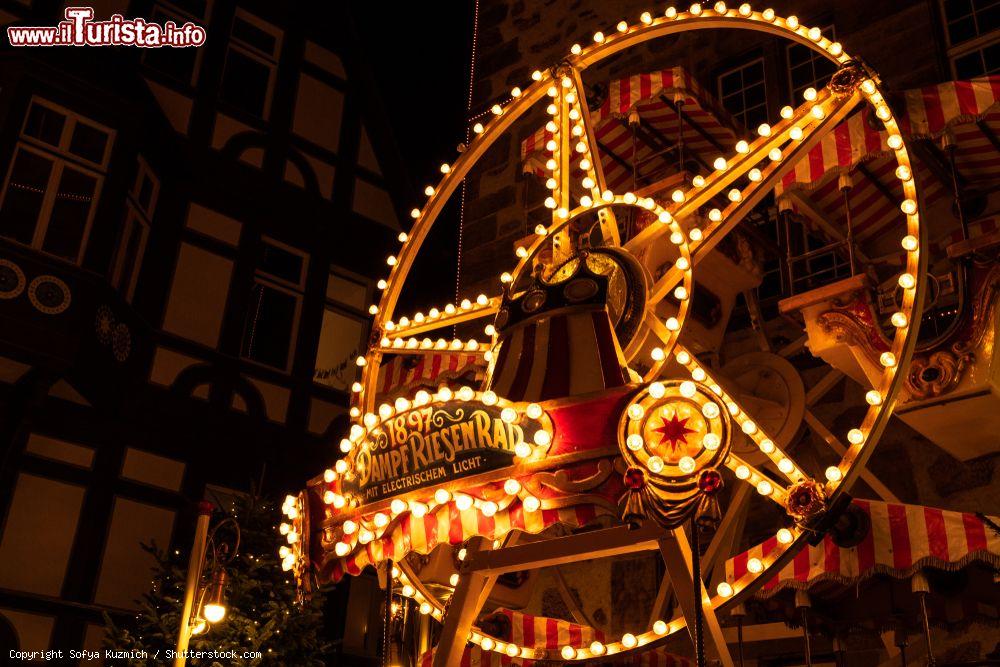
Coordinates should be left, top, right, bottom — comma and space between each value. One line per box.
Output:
111, 158, 158, 302
142, 0, 211, 87
239, 237, 308, 373
716, 56, 769, 131
939, 0, 1000, 77
0, 98, 114, 265
219, 9, 283, 121
313, 267, 371, 390
786, 24, 837, 101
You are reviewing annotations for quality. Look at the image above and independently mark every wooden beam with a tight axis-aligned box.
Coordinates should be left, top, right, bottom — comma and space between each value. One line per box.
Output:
804, 410, 900, 502
722, 622, 801, 643
463, 522, 664, 576
785, 190, 870, 265
660, 94, 729, 154
659, 529, 735, 667
805, 369, 844, 407
433, 537, 491, 667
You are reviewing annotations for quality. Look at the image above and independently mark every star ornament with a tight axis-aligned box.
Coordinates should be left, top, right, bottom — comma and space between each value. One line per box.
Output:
652, 411, 696, 452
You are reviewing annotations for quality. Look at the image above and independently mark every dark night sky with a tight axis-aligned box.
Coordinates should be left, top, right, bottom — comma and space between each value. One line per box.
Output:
347, 2, 476, 314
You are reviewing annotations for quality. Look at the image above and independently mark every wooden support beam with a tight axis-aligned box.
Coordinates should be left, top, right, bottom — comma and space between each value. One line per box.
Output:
805, 369, 845, 406
433, 537, 491, 667
659, 529, 735, 667
464, 522, 664, 576
722, 622, 801, 643
784, 190, 870, 265
660, 94, 729, 153
804, 410, 899, 502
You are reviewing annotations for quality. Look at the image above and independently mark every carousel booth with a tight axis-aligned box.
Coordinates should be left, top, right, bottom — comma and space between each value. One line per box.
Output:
277, 8, 1000, 667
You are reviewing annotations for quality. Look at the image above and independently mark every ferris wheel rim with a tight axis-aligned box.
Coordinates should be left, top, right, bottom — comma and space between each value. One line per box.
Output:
321, 7, 928, 663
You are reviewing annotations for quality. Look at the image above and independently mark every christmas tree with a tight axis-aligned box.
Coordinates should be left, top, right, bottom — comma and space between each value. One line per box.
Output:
104, 491, 331, 666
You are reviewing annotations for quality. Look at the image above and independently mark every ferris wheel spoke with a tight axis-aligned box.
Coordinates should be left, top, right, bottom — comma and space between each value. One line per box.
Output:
622, 85, 851, 255
541, 67, 622, 260
673, 344, 809, 487
382, 296, 501, 340
568, 68, 621, 247
646, 89, 864, 304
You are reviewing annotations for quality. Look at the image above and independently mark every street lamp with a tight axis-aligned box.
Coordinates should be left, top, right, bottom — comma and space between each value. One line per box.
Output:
174, 501, 241, 667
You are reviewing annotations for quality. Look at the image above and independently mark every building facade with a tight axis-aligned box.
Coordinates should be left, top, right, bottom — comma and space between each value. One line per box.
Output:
0, 0, 403, 661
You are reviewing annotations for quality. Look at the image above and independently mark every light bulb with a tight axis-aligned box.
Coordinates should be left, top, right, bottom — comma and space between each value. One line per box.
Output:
679, 456, 696, 473
203, 603, 226, 624
898, 273, 915, 289
866, 390, 883, 405
825, 466, 843, 482
848, 428, 865, 444
622, 633, 638, 648
747, 557, 763, 573
891, 312, 908, 328
647, 456, 665, 473
703, 433, 721, 450
717, 582, 733, 597
901, 235, 918, 251
649, 382, 665, 399
777, 527, 794, 544
880, 352, 897, 368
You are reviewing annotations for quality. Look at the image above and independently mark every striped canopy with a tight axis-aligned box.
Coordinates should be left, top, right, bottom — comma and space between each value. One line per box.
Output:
376, 351, 484, 399
725, 499, 1000, 598
778, 76, 1000, 257
520, 67, 739, 191
418, 607, 691, 667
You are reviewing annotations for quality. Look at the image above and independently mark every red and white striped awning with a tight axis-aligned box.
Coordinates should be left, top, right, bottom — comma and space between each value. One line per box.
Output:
778, 76, 1000, 255
377, 352, 484, 398
725, 499, 1000, 598
900, 76, 1000, 137
521, 67, 739, 191
418, 608, 690, 666
780, 76, 1000, 190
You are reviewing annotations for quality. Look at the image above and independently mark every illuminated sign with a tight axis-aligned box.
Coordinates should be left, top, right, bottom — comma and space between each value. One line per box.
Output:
347, 402, 547, 503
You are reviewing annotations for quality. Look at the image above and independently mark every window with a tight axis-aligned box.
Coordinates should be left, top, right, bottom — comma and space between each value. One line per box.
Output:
219, 11, 282, 119
111, 159, 159, 301
787, 25, 837, 100
941, 0, 1000, 77
143, 1, 210, 85
0, 98, 113, 264
314, 270, 369, 391
718, 58, 768, 131
240, 239, 306, 371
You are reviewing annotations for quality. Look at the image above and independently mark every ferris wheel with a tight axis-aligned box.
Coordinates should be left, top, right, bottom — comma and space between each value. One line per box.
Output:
282, 5, 928, 666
